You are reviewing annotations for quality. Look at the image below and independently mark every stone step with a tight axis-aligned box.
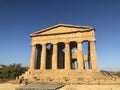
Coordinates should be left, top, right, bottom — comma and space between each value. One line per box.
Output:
19, 70, 118, 84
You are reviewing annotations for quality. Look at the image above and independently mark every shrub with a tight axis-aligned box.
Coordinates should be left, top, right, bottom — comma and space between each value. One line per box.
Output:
0, 63, 28, 80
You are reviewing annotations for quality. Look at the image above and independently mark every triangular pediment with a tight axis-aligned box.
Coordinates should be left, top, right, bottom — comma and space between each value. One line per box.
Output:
31, 24, 94, 36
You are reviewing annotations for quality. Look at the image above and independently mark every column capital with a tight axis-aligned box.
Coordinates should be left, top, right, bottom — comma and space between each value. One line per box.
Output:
64, 42, 70, 44
41, 43, 46, 46
52, 42, 57, 45
77, 41, 82, 44
77, 40, 82, 43
89, 40, 96, 43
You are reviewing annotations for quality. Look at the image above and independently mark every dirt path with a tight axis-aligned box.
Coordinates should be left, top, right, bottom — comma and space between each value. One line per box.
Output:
0, 83, 19, 90
59, 85, 120, 90
0, 83, 120, 90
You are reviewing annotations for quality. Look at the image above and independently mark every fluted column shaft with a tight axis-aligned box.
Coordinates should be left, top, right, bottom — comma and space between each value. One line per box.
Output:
77, 42, 84, 70
89, 41, 98, 71
40, 44, 46, 70
30, 45, 36, 71
65, 43, 70, 70
52, 43, 57, 70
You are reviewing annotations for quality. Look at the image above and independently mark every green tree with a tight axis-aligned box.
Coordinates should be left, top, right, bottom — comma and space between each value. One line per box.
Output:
1, 63, 28, 80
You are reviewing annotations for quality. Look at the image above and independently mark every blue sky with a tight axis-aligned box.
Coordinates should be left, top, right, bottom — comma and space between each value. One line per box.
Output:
0, 0, 120, 71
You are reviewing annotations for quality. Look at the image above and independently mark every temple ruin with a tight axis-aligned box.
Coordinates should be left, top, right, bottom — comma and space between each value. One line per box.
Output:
29, 24, 98, 71
20, 24, 100, 84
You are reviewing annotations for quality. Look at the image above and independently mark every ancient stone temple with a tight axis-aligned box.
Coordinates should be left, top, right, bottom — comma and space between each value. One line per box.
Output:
20, 24, 100, 84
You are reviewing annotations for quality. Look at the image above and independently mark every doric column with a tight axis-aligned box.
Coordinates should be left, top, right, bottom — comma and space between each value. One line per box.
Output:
52, 43, 57, 70
65, 42, 70, 70
89, 41, 98, 71
77, 42, 84, 70
40, 44, 46, 70
30, 45, 36, 71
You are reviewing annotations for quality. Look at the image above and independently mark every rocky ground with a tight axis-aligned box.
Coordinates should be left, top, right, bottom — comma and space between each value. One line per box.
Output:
0, 83, 120, 90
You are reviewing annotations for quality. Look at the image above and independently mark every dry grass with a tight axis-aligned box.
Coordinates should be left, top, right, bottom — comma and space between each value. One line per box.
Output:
0, 83, 19, 90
